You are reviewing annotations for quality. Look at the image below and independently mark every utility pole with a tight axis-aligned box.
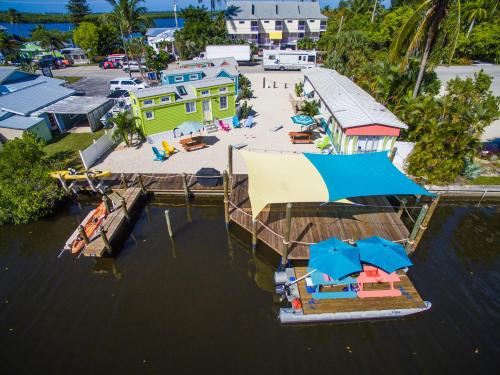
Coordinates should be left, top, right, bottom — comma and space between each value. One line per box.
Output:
174, 0, 179, 29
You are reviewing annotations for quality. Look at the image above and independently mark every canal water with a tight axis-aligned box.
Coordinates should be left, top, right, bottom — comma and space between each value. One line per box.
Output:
0, 199, 498, 374
0, 18, 184, 37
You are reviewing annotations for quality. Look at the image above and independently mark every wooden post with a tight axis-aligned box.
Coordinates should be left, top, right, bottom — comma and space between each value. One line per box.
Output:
100, 225, 112, 255
405, 203, 428, 253
397, 197, 407, 218
102, 194, 112, 213
57, 174, 69, 192
121, 196, 130, 222
120, 173, 127, 189
138, 174, 147, 195
389, 147, 398, 162
182, 173, 189, 200
78, 225, 89, 245
223, 170, 230, 228
263, 77, 265, 88
273, 81, 277, 89
251, 219, 258, 250
164, 209, 173, 238
281, 203, 293, 267
227, 145, 233, 178
413, 195, 440, 249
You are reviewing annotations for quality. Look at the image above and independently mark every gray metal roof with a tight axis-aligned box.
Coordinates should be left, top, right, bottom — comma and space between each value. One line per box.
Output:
0, 67, 18, 84
40, 96, 113, 114
0, 114, 45, 130
227, 1, 327, 20
304, 67, 407, 130
133, 85, 179, 99
2, 75, 65, 94
189, 77, 234, 88
0, 82, 75, 116
178, 56, 238, 68
162, 65, 238, 79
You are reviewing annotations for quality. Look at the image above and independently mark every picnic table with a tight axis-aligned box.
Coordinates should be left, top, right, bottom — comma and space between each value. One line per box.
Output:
305, 268, 357, 299
180, 136, 207, 152
356, 265, 402, 298
289, 131, 313, 144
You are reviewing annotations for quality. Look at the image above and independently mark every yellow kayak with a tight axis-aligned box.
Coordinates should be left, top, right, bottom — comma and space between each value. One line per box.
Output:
50, 169, 111, 180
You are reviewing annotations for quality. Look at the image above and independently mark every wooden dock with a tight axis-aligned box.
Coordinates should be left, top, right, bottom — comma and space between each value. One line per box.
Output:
294, 267, 426, 314
229, 174, 410, 260
83, 187, 142, 257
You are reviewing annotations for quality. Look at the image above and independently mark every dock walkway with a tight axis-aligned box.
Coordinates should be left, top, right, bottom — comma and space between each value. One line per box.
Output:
229, 174, 410, 260
83, 187, 142, 257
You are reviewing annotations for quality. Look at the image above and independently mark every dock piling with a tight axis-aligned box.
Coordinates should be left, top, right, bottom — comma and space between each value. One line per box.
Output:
223, 170, 230, 228
281, 203, 293, 266
78, 224, 89, 245
406, 203, 429, 254
164, 209, 173, 238
397, 197, 407, 218
251, 219, 258, 250
99, 225, 112, 255
413, 195, 440, 250
137, 174, 147, 195
121, 196, 130, 222
102, 194, 113, 213
120, 173, 127, 189
389, 147, 398, 162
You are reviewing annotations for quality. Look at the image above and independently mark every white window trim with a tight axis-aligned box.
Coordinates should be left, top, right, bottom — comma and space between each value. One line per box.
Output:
189, 74, 199, 80
145, 111, 155, 120
143, 99, 154, 106
201, 90, 210, 96
219, 96, 228, 110
219, 87, 227, 93
174, 76, 183, 82
161, 96, 170, 103
185, 102, 196, 113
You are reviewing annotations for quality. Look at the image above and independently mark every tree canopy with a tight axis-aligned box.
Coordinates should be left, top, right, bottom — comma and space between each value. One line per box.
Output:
66, 0, 91, 24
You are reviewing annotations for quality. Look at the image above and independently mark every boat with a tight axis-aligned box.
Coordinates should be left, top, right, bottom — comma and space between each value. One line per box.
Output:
50, 169, 111, 181
69, 203, 108, 254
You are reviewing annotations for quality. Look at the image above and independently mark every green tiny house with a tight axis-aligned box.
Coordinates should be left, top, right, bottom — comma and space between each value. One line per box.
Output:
130, 78, 237, 136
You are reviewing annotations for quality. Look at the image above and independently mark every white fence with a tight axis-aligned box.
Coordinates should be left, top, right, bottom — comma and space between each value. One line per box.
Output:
79, 128, 117, 170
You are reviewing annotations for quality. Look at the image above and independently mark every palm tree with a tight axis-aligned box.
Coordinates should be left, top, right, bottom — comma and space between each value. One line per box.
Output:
105, 0, 152, 36
7, 8, 21, 24
464, 0, 495, 36
389, 0, 461, 98
112, 111, 140, 147
300, 100, 320, 117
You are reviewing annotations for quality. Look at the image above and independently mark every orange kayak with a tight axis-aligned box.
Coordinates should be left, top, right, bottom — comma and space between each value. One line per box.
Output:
71, 202, 108, 254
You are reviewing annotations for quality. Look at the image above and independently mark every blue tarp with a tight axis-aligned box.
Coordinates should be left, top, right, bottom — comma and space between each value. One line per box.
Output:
304, 151, 433, 201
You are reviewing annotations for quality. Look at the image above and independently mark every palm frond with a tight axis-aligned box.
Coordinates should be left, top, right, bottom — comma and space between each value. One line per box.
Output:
401, 7, 432, 70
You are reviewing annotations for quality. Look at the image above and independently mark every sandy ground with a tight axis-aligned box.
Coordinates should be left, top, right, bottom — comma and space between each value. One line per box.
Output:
94, 71, 322, 174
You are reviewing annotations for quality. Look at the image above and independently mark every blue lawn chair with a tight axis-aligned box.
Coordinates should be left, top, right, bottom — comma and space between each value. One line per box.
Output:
152, 146, 166, 161
232, 115, 241, 128
245, 115, 254, 128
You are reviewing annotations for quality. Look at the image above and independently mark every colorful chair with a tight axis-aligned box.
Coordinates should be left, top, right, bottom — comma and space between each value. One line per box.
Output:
244, 115, 254, 128
232, 115, 241, 128
152, 146, 166, 161
162, 140, 176, 156
218, 119, 230, 132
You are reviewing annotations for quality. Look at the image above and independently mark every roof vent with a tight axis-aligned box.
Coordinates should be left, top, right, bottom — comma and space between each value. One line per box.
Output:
276, 5, 278, 14
252, 4, 255, 15
298, 5, 301, 14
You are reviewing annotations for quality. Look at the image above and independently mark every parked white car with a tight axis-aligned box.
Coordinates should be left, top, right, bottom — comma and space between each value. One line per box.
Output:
123, 60, 147, 73
110, 77, 148, 92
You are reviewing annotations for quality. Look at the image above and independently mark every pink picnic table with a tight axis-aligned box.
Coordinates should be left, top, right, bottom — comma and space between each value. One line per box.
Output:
357, 265, 402, 298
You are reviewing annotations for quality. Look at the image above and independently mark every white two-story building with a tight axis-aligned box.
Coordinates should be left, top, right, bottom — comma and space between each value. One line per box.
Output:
226, 1, 327, 49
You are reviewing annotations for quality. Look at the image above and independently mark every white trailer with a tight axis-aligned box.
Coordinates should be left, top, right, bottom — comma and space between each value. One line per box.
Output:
199, 45, 251, 62
263, 50, 317, 71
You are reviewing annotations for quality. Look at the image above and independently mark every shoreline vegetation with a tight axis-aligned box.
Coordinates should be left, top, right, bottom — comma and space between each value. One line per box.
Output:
0, 11, 175, 24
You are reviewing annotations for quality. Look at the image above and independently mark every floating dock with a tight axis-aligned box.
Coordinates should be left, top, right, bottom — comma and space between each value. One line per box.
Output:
278, 267, 430, 324
228, 174, 410, 260
82, 186, 142, 257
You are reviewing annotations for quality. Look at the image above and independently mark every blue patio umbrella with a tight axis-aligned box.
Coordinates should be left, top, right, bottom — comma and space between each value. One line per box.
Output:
176, 121, 204, 136
291, 115, 315, 126
356, 236, 413, 273
308, 237, 362, 280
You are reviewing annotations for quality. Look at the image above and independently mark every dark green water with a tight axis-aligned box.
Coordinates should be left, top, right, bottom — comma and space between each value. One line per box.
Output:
0, 199, 499, 374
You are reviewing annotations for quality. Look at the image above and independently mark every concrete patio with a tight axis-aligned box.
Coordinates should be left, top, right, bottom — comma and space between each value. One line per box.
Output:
94, 71, 325, 174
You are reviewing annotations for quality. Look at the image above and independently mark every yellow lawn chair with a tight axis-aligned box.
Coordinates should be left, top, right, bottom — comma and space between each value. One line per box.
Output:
162, 140, 176, 156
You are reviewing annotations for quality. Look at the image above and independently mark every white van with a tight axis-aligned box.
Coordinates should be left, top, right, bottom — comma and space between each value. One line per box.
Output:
263, 50, 317, 71
109, 77, 148, 92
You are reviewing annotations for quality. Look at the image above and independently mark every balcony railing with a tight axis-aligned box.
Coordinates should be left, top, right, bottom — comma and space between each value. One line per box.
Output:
298, 25, 305, 30
250, 26, 259, 32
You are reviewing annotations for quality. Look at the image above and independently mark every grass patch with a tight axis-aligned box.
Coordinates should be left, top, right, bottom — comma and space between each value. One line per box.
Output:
59, 76, 83, 84
44, 130, 105, 169
470, 176, 500, 185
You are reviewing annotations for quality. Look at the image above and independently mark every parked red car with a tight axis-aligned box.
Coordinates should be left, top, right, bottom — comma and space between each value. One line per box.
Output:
99, 58, 122, 69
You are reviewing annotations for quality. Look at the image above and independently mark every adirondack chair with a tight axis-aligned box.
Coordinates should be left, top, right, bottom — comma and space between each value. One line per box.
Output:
218, 119, 230, 132
232, 115, 241, 128
162, 140, 176, 156
152, 146, 166, 161
316, 136, 331, 151
244, 115, 254, 128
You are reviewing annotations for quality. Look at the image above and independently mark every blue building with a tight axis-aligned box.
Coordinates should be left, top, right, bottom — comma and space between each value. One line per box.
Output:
162, 57, 240, 94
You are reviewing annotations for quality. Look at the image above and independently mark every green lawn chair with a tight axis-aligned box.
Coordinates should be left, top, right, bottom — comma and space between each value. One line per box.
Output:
316, 137, 331, 151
